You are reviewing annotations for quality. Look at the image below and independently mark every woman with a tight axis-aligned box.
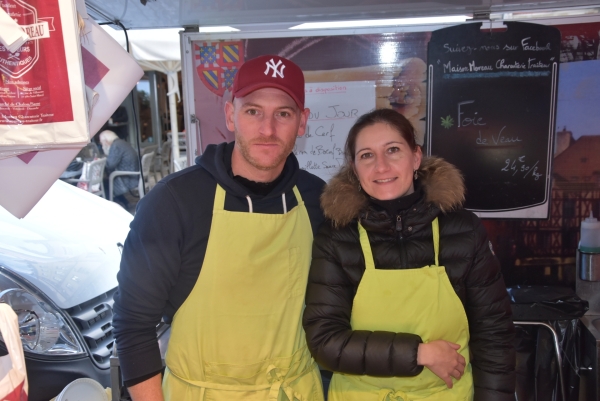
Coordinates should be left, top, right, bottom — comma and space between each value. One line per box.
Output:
303, 109, 515, 401
99, 130, 140, 209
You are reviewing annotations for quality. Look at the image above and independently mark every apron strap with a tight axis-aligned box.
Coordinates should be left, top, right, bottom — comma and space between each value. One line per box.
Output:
432, 217, 440, 267
168, 362, 312, 401
292, 186, 303, 203
358, 218, 440, 270
378, 388, 411, 401
267, 365, 305, 401
213, 184, 226, 211
358, 223, 376, 271
213, 184, 303, 212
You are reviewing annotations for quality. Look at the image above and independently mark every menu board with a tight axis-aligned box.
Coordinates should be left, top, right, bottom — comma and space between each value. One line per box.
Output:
427, 22, 560, 218
294, 81, 375, 182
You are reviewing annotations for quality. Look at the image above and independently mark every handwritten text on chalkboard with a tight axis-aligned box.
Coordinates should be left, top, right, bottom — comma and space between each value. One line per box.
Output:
440, 37, 556, 79
427, 22, 560, 218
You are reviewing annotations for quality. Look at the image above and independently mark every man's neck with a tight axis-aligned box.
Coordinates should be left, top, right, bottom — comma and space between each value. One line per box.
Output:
233, 173, 284, 197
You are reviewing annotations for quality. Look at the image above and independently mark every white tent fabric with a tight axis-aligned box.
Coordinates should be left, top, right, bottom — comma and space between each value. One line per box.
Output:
103, 27, 182, 63
103, 27, 183, 163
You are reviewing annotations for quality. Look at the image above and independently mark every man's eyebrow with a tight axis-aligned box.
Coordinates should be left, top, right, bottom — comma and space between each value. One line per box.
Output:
277, 106, 298, 112
239, 102, 262, 108
238, 102, 297, 112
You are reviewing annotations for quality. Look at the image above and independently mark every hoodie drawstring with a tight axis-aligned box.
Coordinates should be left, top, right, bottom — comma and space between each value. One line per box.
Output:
245, 193, 287, 214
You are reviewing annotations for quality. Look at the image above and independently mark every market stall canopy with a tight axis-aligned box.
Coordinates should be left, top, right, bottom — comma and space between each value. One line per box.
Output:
102, 26, 181, 68
86, 0, 600, 30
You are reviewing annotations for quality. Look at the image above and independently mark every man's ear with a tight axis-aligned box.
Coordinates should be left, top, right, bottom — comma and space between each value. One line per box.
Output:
224, 101, 235, 132
297, 108, 310, 137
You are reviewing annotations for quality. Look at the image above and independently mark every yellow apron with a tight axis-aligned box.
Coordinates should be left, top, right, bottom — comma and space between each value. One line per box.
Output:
329, 218, 474, 401
163, 184, 323, 401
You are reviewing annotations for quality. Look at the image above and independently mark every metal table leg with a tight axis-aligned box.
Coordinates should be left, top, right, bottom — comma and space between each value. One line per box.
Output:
514, 320, 566, 401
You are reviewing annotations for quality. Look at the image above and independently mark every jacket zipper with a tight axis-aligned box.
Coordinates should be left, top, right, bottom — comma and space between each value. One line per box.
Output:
396, 215, 408, 268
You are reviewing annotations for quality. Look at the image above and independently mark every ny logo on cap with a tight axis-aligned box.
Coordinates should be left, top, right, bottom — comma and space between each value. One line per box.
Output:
264, 58, 286, 78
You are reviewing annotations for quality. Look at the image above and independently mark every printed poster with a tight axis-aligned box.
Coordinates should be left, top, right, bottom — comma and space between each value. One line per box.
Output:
0, 0, 88, 151
0, 0, 72, 124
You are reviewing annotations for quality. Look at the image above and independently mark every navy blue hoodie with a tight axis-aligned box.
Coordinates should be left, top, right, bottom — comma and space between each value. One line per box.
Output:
113, 142, 325, 385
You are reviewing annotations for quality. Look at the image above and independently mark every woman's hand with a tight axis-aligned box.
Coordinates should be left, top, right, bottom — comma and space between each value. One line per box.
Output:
417, 340, 465, 388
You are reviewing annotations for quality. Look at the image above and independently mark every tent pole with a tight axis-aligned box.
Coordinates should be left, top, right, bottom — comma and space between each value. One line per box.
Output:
167, 71, 180, 167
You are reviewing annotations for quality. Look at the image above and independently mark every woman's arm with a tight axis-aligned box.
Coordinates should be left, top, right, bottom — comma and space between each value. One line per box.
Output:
104, 141, 122, 172
304, 223, 463, 380
464, 215, 516, 401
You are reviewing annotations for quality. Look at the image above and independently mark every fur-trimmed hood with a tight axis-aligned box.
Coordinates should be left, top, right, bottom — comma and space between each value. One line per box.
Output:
321, 156, 465, 227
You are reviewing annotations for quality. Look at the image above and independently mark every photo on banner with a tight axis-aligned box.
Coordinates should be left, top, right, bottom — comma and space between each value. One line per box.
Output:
480, 22, 600, 286
187, 22, 600, 288
191, 32, 430, 174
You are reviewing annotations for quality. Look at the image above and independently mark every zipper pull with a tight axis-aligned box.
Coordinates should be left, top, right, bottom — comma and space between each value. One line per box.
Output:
396, 215, 402, 231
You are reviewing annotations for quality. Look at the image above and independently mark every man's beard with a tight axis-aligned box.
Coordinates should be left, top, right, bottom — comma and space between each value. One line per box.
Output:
236, 135, 293, 171
102, 144, 111, 155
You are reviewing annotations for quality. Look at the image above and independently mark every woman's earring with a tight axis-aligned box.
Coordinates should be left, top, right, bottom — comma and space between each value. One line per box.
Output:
414, 170, 418, 180
358, 183, 362, 192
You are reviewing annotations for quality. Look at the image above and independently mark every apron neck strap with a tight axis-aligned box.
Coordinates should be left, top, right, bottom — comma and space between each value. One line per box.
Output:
432, 217, 440, 266
358, 222, 376, 271
292, 186, 303, 203
213, 184, 303, 212
358, 217, 440, 270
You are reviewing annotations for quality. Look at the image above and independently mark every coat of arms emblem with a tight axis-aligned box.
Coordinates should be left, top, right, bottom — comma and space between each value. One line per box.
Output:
194, 41, 244, 97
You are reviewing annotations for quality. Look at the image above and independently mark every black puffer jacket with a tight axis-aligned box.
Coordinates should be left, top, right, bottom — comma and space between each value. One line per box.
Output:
303, 157, 515, 401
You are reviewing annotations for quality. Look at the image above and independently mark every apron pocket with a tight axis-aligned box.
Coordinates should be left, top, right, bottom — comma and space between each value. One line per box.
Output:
212, 251, 291, 315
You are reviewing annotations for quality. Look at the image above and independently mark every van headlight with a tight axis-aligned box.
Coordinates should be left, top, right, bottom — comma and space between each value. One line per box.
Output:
0, 275, 84, 356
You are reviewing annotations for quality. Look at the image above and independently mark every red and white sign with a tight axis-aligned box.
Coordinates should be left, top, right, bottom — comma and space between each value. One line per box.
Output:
0, 0, 73, 124
0, 0, 87, 151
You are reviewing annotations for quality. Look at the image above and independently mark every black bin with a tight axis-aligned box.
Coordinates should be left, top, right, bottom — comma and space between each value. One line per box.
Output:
508, 285, 588, 401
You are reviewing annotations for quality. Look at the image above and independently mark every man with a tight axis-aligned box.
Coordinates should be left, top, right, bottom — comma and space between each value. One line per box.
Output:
113, 55, 326, 400
99, 130, 140, 209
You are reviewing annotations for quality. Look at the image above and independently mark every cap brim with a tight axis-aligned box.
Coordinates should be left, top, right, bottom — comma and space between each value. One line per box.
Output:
234, 83, 304, 109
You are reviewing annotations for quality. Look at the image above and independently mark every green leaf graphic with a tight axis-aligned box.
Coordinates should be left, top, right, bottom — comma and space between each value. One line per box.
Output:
441, 115, 454, 129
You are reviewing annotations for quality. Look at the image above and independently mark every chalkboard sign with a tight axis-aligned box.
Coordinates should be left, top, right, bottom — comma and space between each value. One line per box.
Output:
294, 81, 376, 182
426, 22, 560, 218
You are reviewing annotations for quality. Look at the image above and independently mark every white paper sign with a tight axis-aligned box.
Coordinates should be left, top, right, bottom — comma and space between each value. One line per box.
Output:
294, 81, 376, 182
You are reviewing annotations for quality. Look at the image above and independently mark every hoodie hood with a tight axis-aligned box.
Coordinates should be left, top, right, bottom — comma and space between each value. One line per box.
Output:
196, 141, 300, 199
321, 156, 465, 227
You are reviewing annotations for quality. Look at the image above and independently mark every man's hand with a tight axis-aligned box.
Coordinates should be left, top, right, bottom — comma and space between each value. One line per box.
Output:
417, 340, 466, 388
128, 373, 164, 401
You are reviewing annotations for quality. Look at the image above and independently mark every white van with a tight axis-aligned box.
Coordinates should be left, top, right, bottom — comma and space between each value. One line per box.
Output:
0, 180, 133, 401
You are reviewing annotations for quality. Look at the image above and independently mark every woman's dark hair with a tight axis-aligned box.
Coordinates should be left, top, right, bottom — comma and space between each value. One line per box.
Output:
344, 108, 419, 165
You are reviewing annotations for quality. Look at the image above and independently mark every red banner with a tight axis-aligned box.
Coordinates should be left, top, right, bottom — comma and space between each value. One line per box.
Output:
0, 0, 73, 125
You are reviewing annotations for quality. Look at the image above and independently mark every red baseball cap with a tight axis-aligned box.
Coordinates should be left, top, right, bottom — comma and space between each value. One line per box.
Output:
232, 55, 305, 109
